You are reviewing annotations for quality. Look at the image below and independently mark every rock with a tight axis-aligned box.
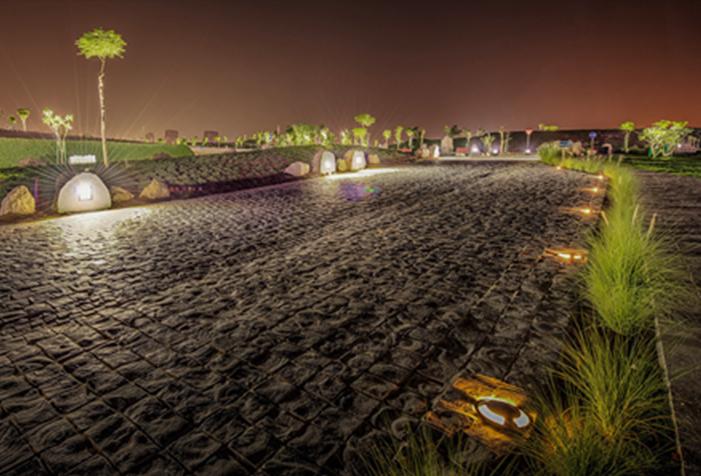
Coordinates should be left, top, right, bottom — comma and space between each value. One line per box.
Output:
368, 154, 380, 166
343, 150, 354, 162
140, 179, 171, 200
111, 186, 134, 203
417, 146, 431, 159
57, 173, 112, 214
284, 162, 311, 177
0, 185, 35, 216
336, 158, 349, 173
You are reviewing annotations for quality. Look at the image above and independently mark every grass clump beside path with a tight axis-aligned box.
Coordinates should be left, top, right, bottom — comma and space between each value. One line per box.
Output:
0, 137, 193, 169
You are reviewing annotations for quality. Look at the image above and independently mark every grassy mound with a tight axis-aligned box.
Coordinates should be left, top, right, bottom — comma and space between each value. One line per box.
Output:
0, 137, 193, 168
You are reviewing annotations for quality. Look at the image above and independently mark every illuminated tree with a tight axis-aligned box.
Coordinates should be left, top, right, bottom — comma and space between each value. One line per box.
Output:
354, 113, 375, 146
394, 126, 404, 148
76, 28, 127, 166
418, 128, 426, 147
525, 128, 534, 151
405, 128, 415, 148
17, 108, 30, 132
619, 121, 636, 153
42, 109, 74, 164
462, 129, 473, 154
498, 127, 511, 155
638, 120, 691, 158
352, 127, 367, 146
481, 133, 495, 156
8, 115, 17, 130
340, 129, 352, 146
382, 129, 392, 148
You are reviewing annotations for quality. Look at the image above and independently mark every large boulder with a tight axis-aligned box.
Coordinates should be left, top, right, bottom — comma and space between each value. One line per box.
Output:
111, 186, 134, 203
0, 185, 35, 217
312, 151, 337, 175
368, 153, 381, 166
140, 178, 171, 200
57, 173, 112, 214
284, 161, 311, 177
336, 158, 349, 172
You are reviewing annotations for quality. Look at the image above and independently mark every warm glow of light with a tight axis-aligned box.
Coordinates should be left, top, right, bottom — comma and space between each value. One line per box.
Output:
546, 247, 588, 264
324, 168, 398, 181
525, 148, 531, 154
596, 174, 605, 181
76, 182, 93, 201
478, 403, 506, 426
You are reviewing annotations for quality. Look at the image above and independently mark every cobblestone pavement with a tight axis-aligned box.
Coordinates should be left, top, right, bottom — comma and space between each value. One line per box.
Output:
638, 172, 701, 475
0, 162, 597, 475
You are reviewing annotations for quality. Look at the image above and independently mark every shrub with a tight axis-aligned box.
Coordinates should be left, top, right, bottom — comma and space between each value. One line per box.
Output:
537, 142, 562, 163
638, 120, 691, 158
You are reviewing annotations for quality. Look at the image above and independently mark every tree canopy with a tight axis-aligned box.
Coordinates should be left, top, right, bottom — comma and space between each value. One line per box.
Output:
76, 28, 126, 60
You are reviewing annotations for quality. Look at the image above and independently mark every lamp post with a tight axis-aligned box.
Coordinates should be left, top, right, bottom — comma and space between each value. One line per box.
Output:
525, 128, 533, 154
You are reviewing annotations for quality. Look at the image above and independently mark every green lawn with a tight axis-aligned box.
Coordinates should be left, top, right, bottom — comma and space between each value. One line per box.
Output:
623, 154, 701, 178
0, 137, 193, 169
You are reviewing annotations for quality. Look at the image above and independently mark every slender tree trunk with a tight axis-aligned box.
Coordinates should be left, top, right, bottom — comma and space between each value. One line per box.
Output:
98, 60, 109, 166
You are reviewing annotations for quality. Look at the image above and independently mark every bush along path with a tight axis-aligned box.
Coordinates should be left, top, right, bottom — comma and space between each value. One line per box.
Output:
529, 154, 688, 475
637, 171, 701, 475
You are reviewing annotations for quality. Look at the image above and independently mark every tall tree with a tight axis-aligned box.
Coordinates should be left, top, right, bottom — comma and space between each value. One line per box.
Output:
382, 129, 392, 148
619, 121, 636, 153
394, 126, 404, 149
16, 108, 30, 132
42, 109, 74, 164
354, 113, 376, 146
406, 128, 415, 149
76, 28, 126, 166
8, 115, 17, 130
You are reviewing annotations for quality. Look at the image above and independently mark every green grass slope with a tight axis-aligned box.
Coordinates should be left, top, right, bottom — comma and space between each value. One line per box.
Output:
0, 137, 193, 168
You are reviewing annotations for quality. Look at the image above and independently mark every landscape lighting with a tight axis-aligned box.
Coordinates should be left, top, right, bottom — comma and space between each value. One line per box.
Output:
545, 247, 589, 264
525, 148, 531, 154
476, 397, 531, 430
76, 182, 93, 201
424, 374, 536, 453
471, 145, 480, 154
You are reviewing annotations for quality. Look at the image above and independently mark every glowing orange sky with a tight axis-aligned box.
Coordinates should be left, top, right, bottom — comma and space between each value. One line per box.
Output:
1, 0, 700, 139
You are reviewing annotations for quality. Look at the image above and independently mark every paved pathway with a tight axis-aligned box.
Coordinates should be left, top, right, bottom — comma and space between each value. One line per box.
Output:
638, 172, 701, 476
0, 162, 597, 475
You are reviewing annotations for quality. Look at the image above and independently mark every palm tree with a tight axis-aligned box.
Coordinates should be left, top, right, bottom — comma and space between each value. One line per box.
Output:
76, 28, 127, 166
394, 126, 404, 149
406, 128, 415, 149
463, 129, 473, 154
17, 108, 30, 132
382, 129, 392, 148
354, 113, 376, 146
619, 121, 636, 153
481, 133, 495, 156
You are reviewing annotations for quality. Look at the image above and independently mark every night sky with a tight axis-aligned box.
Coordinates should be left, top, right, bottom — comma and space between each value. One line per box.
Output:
1, 0, 700, 139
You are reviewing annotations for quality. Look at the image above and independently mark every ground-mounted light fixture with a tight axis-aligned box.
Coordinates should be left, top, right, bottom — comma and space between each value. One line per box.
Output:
544, 247, 589, 265
580, 186, 602, 195
525, 148, 532, 155
424, 374, 536, 453
471, 145, 480, 155
559, 206, 596, 218
595, 173, 606, 181
57, 172, 112, 214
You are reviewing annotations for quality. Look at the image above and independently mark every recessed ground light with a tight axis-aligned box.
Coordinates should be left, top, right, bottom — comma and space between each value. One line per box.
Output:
545, 247, 589, 264
424, 374, 536, 453
559, 206, 595, 218
476, 397, 531, 430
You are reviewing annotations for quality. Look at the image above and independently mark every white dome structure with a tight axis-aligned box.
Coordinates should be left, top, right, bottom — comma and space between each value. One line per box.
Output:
320, 151, 336, 175
57, 172, 112, 214
350, 150, 367, 171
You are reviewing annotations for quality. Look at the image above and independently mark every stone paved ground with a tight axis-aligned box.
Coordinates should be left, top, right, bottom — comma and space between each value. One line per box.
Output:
638, 172, 701, 475
0, 162, 597, 475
